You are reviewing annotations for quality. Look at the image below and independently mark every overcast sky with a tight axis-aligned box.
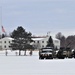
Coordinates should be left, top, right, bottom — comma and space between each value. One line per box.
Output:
0, 0, 75, 37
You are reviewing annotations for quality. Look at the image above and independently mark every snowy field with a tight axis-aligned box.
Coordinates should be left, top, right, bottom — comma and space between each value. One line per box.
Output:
0, 50, 75, 75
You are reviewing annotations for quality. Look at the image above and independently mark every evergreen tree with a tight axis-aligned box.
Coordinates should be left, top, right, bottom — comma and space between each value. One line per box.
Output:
10, 26, 33, 56
2, 34, 6, 38
46, 36, 54, 48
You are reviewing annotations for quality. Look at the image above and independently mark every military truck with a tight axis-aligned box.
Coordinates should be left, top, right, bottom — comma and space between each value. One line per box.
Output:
56, 47, 73, 59
56, 47, 67, 59
39, 47, 53, 59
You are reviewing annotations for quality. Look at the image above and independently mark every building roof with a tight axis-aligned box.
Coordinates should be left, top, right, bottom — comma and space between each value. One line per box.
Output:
32, 38, 44, 41
32, 36, 60, 42
32, 36, 59, 41
0, 37, 14, 40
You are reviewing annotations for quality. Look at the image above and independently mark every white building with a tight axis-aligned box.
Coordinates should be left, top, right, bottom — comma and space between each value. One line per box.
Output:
0, 36, 60, 50
0, 37, 14, 50
32, 36, 60, 49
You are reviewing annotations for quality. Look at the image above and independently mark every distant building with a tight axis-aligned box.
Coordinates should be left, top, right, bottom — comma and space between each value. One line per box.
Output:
32, 36, 60, 49
0, 35, 60, 50
0, 37, 14, 50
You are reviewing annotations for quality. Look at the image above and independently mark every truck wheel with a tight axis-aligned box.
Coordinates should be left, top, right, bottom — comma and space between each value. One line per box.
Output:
50, 57, 53, 59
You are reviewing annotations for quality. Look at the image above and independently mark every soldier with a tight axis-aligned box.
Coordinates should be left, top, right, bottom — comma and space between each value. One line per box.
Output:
29, 50, 32, 56
5, 49, 8, 56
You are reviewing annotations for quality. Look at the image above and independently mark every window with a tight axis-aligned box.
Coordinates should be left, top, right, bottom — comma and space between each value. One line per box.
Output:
0, 46, 2, 49
42, 45, 44, 48
37, 41, 39, 43
0, 46, 2, 48
4, 45, 6, 48
4, 41, 6, 43
0, 41, 2, 43
9, 46, 11, 48
9, 41, 10, 43
42, 41, 44, 43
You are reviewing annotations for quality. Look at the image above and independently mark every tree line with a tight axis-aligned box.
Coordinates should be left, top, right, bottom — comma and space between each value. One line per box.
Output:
0, 26, 75, 54
56, 32, 75, 49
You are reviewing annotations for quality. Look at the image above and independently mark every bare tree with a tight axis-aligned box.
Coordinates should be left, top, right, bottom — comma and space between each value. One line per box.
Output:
56, 32, 66, 48
56, 32, 63, 40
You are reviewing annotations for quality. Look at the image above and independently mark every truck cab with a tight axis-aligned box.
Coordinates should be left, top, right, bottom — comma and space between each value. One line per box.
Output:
39, 47, 53, 59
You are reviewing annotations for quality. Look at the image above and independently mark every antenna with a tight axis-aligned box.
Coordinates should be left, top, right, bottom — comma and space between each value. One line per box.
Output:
47, 31, 51, 36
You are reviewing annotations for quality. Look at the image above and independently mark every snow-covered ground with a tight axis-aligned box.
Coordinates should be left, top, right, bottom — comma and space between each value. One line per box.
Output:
0, 50, 75, 75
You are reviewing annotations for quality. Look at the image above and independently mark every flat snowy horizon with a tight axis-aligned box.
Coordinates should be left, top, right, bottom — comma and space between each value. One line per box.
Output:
0, 50, 75, 75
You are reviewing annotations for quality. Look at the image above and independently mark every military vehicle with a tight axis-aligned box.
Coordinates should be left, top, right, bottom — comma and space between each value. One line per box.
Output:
39, 47, 53, 59
56, 47, 67, 59
56, 47, 73, 59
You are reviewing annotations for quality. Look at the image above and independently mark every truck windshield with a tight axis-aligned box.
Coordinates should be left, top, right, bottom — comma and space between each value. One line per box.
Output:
42, 49, 52, 52
42, 49, 52, 51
